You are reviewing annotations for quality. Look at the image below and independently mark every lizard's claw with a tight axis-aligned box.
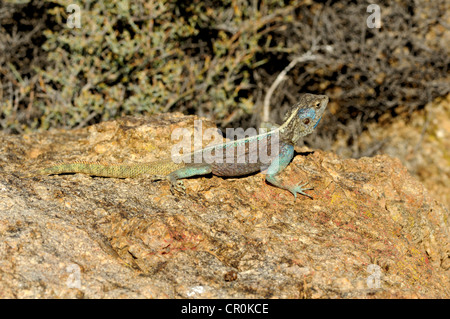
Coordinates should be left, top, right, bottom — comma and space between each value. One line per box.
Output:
170, 179, 186, 195
289, 181, 313, 200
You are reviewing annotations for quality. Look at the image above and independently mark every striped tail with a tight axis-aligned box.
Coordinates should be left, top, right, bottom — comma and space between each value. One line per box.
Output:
38, 160, 185, 178
39, 162, 142, 178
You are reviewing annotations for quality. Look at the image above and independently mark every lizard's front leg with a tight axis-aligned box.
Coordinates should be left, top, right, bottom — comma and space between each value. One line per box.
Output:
265, 143, 313, 199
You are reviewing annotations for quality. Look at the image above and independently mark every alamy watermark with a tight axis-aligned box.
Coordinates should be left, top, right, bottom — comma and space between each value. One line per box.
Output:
170, 120, 280, 171
67, 4, 81, 29
66, 263, 81, 289
366, 264, 382, 288
65, 4, 382, 33
367, 4, 381, 29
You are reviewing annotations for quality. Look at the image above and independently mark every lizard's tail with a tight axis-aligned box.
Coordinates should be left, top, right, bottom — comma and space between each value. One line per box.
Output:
38, 160, 185, 178
39, 161, 150, 178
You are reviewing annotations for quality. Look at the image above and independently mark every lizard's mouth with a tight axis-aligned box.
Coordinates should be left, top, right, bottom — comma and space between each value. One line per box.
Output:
313, 96, 329, 128
313, 118, 321, 129
318, 95, 329, 114
320, 95, 329, 108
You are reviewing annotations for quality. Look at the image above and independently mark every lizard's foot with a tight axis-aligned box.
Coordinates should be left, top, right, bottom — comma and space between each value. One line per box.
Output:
289, 181, 313, 200
169, 178, 186, 195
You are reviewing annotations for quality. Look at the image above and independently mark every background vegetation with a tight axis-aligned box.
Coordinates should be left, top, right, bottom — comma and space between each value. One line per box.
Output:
0, 0, 448, 156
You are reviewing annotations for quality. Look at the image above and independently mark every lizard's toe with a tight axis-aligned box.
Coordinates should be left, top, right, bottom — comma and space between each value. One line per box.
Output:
289, 181, 313, 199
170, 179, 186, 195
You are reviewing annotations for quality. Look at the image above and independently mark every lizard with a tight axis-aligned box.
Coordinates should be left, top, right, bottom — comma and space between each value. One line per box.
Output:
36, 93, 328, 199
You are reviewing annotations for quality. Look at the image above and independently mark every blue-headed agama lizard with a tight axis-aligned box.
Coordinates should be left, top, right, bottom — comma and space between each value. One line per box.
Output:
37, 93, 328, 199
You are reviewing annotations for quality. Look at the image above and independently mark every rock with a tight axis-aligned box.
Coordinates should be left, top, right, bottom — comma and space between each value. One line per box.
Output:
355, 94, 450, 209
0, 113, 448, 298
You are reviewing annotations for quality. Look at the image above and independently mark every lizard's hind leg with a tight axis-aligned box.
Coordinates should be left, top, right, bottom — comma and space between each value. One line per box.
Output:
167, 164, 212, 194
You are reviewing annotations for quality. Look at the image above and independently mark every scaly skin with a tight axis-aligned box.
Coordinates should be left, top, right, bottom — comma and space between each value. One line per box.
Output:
38, 93, 328, 198
39, 160, 185, 179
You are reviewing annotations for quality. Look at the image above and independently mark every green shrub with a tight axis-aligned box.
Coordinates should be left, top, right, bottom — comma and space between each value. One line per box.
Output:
3, 0, 296, 131
1, 0, 448, 154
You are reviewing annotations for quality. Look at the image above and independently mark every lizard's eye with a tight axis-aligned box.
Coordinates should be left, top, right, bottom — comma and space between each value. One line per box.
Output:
303, 118, 310, 125
315, 101, 321, 108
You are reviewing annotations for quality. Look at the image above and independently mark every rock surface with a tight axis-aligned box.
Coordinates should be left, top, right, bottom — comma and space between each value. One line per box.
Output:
352, 94, 450, 209
0, 113, 449, 298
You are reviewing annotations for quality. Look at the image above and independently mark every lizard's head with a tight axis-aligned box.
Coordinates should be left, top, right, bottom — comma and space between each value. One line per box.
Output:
280, 93, 328, 144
